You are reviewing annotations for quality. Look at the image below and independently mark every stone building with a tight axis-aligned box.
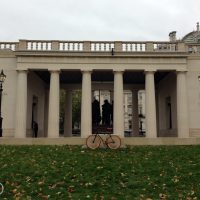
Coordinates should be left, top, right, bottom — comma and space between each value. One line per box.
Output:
0, 23, 200, 141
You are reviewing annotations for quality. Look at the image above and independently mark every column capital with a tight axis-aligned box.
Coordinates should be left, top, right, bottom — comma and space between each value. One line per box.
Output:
16, 69, 28, 73
176, 70, 188, 74
48, 69, 60, 73
113, 69, 124, 73
144, 70, 156, 74
81, 69, 92, 73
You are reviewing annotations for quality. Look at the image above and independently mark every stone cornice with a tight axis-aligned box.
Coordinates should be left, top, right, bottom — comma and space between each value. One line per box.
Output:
14, 50, 188, 59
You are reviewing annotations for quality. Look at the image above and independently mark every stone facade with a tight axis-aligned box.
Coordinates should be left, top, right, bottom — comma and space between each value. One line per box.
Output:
0, 23, 200, 140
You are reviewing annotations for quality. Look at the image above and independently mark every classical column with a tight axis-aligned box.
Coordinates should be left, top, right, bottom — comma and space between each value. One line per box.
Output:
145, 71, 157, 138
64, 90, 72, 137
15, 70, 28, 138
132, 90, 139, 136
113, 70, 124, 137
81, 70, 92, 138
177, 71, 189, 138
48, 70, 60, 138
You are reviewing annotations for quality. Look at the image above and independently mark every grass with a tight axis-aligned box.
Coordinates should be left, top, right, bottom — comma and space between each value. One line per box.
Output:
0, 145, 200, 199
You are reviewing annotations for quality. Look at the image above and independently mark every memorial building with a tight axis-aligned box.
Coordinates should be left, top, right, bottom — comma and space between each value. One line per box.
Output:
0, 23, 200, 142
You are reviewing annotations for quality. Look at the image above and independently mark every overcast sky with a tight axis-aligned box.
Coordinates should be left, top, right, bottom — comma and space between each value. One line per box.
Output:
0, 0, 199, 41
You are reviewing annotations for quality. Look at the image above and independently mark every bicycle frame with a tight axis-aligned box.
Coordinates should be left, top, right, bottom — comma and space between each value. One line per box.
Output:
92, 133, 115, 147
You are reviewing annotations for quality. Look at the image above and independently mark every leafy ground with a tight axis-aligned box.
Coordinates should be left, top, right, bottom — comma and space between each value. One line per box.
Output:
0, 145, 200, 199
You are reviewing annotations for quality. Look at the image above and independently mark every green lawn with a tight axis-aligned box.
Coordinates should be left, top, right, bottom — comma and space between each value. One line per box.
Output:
0, 145, 200, 199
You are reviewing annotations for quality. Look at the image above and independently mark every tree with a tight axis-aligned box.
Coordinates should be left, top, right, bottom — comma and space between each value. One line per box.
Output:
59, 90, 81, 130
72, 90, 81, 128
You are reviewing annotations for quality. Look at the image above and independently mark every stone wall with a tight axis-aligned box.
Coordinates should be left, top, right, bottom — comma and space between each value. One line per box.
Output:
157, 72, 177, 136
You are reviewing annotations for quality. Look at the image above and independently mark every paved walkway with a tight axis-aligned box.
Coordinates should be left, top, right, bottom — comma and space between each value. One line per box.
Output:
1, 137, 200, 145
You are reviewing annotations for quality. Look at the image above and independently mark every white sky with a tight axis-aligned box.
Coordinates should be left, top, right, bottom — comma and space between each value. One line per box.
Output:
0, 0, 199, 41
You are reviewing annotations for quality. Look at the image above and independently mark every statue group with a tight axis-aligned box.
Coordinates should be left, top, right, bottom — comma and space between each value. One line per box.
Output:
92, 99, 113, 126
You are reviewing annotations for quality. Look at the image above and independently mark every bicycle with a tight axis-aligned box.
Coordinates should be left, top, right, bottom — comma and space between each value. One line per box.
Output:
86, 126, 121, 149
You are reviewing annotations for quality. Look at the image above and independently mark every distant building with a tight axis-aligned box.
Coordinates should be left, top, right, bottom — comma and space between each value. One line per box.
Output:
123, 91, 132, 133
138, 90, 145, 134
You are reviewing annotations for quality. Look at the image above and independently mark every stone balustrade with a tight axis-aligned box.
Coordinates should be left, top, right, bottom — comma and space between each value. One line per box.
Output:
153, 42, 177, 52
27, 41, 52, 51
0, 40, 199, 53
0, 42, 17, 51
187, 44, 200, 53
59, 41, 83, 51
122, 42, 146, 51
90, 42, 114, 51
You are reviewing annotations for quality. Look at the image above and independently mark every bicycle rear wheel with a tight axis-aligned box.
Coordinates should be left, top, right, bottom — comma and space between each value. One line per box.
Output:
86, 135, 101, 149
106, 135, 121, 149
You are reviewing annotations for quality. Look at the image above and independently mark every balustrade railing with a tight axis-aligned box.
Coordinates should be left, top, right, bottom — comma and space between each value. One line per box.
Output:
0, 40, 199, 53
187, 44, 200, 53
0, 42, 17, 51
122, 42, 146, 51
91, 42, 114, 51
27, 41, 52, 50
153, 42, 177, 52
59, 42, 83, 51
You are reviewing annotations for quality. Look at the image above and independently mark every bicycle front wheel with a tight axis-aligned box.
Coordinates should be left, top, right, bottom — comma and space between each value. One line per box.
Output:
86, 135, 101, 149
106, 135, 121, 149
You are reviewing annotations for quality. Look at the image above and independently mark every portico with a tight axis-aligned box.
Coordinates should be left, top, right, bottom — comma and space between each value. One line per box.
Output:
1, 24, 200, 143
14, 67, 189, 139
